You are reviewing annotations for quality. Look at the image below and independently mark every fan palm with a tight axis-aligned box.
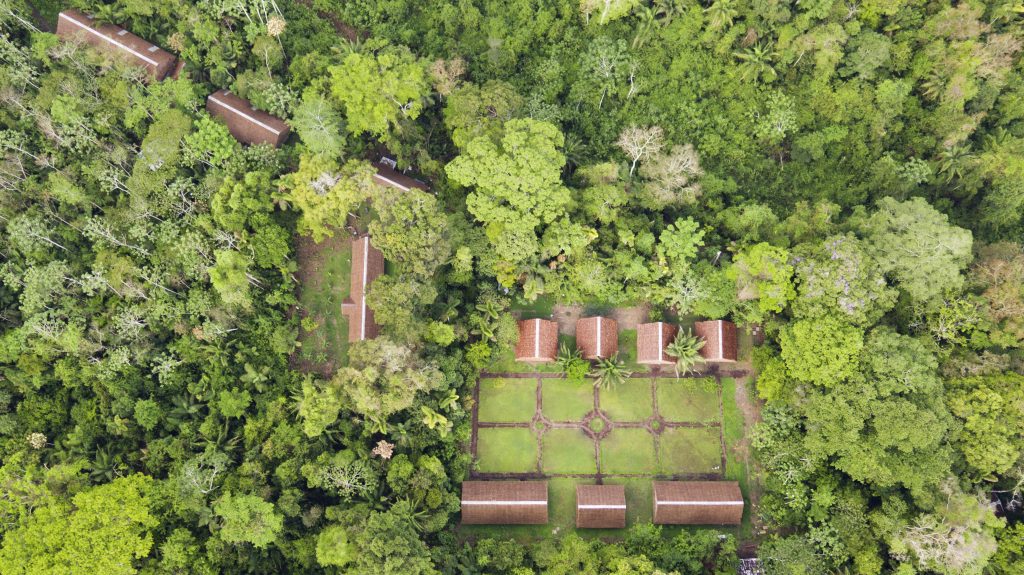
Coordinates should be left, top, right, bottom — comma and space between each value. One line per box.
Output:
665, 329, 706, 377
590, 354, 633, 390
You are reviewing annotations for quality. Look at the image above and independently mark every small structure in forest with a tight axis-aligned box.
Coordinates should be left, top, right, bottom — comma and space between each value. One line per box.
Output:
515, 318, 559, 363
206, 90, 290, 147
575, 316, 618, 360
340, 236, 384, 343
56, 9, 177, 81
461, 481, 548, 525
576, 484, 626, 529
652, 481, 744, 525
636, 322, 678, 366
372, 160, 429, 191
694, 319, 738, 362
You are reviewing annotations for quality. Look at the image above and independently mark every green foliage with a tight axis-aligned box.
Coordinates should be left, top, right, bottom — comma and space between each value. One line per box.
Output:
779, 317, 863, 386
590, 354, 632, 390
213, 492, 284, 549
729, 243, 795, 317
665, 329, 705, 377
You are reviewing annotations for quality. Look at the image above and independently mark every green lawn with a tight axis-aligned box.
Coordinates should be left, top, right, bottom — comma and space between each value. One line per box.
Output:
658, 427, 723, 474
542, 379, 595, 422
600, 379, 653, 422
475, 428, 538, 473
296, 238, 351, 371
721, 378, 756, 538
477, 378, 536, 423
600, 428, 657, 474
542, 428, 597, 474
656, 378, 720, 423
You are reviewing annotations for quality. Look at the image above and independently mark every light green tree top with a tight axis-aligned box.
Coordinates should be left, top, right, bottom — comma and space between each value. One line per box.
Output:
329, 45, 429, 141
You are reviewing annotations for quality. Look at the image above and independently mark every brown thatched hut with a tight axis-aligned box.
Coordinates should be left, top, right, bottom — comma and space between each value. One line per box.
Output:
576, 317, 618, 360
576, 484, 626, 529
373, 161, 429, 191
515, 319, 559, 363
652, 481, 743, 525
340, 236, 384, 342
206, 90, 290, 147
461, 481, 548, 525
694, 320, 738, 362
636, 322, 678, 366
56, 9, 177, 81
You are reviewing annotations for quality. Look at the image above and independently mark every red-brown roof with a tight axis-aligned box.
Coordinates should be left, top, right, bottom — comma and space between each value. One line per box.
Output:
653, 481, 743, 525
576, 317, 618, 360
56, 9, 176, 81
341, 236, 384, 342
515, 319, 559, 363
206, 90, 290, 147
694, 320, 738, 362
636, 322, 678, 365
461, 481, 548, 525
576, 484, 626, 528
372, 162, 429, 191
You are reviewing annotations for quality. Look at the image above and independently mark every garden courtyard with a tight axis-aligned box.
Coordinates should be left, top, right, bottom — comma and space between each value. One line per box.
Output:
468, 372, 753, 535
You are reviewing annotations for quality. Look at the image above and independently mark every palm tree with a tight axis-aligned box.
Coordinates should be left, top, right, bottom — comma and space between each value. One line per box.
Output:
734, 42, 778, 83
590, 354, 633, 390
665, 329, 706, 377
704, 0, 738, 32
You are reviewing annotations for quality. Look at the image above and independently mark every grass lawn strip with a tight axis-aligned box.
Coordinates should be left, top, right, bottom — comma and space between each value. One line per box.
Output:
542, 379, 595, 422
599, 379, 653, 422
600, 428, 657, 474
656, 377, 720, 422
542, 428, 597, 474
475, 428, 538, 473
477, 378, 536, 423
658, 426, 722, 475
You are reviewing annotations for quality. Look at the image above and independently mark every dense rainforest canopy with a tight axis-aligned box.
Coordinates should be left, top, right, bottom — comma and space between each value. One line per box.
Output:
1, 0, 1024, 574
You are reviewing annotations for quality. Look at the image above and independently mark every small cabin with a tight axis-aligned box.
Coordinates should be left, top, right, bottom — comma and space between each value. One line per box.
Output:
373, 161, 429, 192
636, 322, 678, 366
576, 316, 618, 360
694, 320, 738, 362
652, 481, 744, 525
340, 236, 384, 342
576, 484, 626, 529
56, 9, 177, 81
206, 90, 290, 147
515, 319, 559, 363
461, 481, 548, 525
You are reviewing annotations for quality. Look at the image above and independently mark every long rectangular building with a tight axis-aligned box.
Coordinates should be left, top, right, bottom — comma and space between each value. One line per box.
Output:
340, 236, 384, 342
461, 481, 548, 525
653, 481, 744, 525
206, 90, 290, 147
576, 484, 626, 529
373, 161, 429, 191
56, 9, 176, 80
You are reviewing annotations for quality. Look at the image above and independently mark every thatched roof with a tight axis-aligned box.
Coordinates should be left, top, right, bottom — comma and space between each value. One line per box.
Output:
515, 319, 559, 363
57, 9, 176, 81
340, 236, 384, 342
652, 481, 743, 525
576, 484, 626, 529
206, 90, 290, 147
694, 320, 738, 362
461, 481, 548, 525
576, 317, 618, 360
636, 322, 678, 365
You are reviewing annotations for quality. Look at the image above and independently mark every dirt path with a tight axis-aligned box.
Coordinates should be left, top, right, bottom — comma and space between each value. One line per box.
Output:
294, 0, 362, 42
731, 374, 766, 542
551, 304, 651, 335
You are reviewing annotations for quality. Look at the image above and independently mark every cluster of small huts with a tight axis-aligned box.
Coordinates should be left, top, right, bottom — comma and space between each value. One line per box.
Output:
56, 9, 430, 342
461, 480, 743, 527
515, 317, 738, 365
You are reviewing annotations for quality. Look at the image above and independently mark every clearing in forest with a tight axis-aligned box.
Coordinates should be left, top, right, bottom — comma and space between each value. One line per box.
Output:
291, 233, 352, 377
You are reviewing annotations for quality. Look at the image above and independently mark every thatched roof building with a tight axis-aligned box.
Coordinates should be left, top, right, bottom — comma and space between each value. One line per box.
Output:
694, 320, 738, 362
373, 161, 429, 191
340, 236, 384, 342
515, 318, 559, 363
206, 90, 290, 147
636, 322, 678, 366
56, 9, 176, 81
461, 481, 548, 525
576, 317, 618, 360
576, 484, 626, 529
652, 481, 743, 525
